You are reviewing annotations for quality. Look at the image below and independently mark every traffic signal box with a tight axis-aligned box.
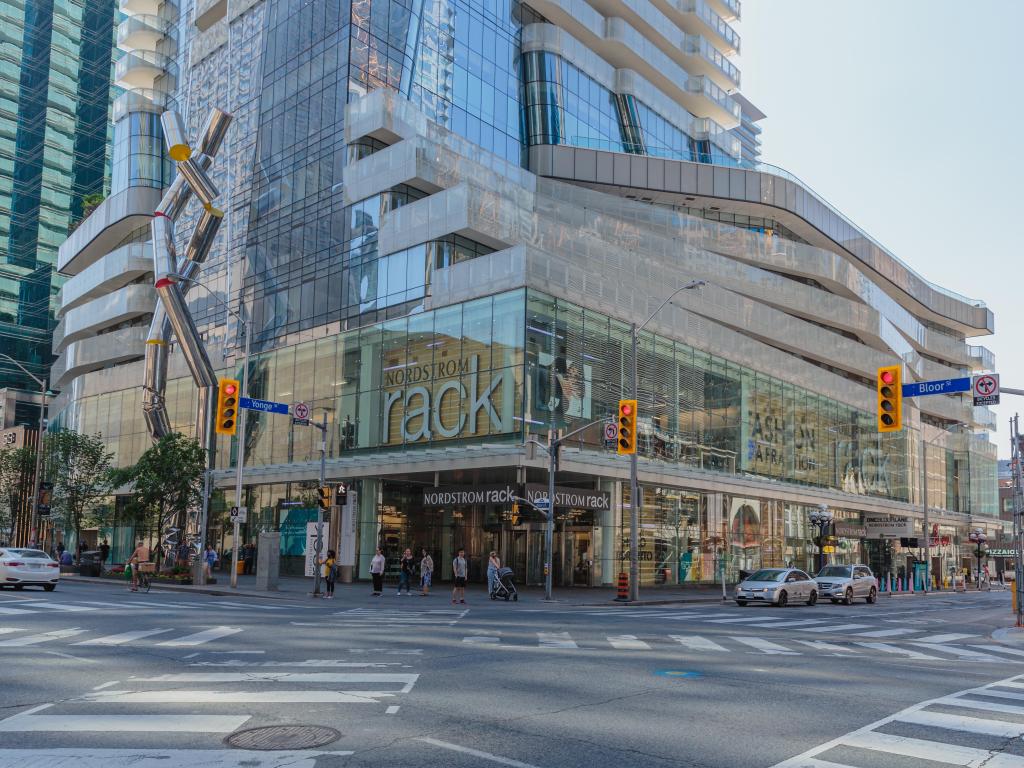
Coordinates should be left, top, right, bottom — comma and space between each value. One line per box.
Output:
617, 399, 637, 455
318, 486, 332, 511
876, 365, 902, 433
215, 378, 240, 435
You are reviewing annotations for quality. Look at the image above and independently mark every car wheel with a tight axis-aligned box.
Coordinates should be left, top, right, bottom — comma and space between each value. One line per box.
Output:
776, 590, 788, 607
866, 587, 877, 604
736, 600, 748, 606
844, 588, 853, 605
807, 590, 818, 606
43, 584, 56, 592
13, 584, 22, 590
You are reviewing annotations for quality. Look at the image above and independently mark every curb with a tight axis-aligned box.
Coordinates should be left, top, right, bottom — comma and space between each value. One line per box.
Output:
992, 627, 1024, 649
59, 575, 307, 602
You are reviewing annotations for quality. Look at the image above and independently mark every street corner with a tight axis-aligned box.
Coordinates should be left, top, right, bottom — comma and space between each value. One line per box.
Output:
991, 626, 1024, 648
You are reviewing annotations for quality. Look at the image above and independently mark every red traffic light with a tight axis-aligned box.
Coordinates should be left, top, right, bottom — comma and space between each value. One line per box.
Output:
620, 402, 633, 416
880, 370, 894, 385
223, 382, 237, 395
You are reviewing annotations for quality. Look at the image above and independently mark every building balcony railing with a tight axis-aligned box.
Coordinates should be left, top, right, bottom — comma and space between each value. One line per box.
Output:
968, 344, 996, 371
113, 88, 173, 121
56, 243, 152, 316
117, 14, 172, 52
50, 326, 149, 390
685, 74, 741, 123
118, 0, 165, 18
678, 0, 740, 54
114, 49, 176, 91
52, 284, 156, 352
707, 0, 739, 22
683, 33, 740, 89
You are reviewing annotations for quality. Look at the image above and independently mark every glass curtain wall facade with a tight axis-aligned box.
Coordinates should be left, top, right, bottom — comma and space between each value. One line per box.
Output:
0, 0, 116, 390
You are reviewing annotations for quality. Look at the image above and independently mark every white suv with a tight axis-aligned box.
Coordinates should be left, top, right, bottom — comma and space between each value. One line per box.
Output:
816, 564, 877, 605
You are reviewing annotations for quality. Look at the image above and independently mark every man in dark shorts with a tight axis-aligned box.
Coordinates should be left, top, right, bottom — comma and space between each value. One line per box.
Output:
451, 547, 467, 604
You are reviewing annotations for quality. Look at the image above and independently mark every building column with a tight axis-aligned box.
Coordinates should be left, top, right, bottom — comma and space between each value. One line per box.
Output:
356, 478, 379, 579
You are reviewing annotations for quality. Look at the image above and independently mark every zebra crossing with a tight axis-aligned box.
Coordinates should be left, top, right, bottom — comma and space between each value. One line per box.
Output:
0, 625, 243, 649
0, 596, 308, 615
457, 630, 1024, 664
771, 672, 1024, 767
291, 607, 470, 629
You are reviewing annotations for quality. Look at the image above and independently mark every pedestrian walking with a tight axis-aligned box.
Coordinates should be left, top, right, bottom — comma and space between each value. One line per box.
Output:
203, 544, 218, 579
243, 542, 255, 575
487, 550, 501, 596
452, 547, 467, 604
370, 547, 386, 596
397, 548, 415, 595
323, 549, 337, 598
420, 549, 434, 596
127, 540, 150, 592
99, 539, 110, 573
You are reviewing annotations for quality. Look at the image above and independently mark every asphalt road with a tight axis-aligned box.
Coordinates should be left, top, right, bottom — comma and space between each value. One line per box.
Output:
1, 580, 1021, 767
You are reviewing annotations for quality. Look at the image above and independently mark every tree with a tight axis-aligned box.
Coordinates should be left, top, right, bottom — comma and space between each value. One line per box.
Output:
0, 446, 34, 544
117, 433, 206, 564
45, 431, 114, 553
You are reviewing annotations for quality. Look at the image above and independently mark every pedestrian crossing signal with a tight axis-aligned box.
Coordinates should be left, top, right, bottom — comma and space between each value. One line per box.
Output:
617, 399, 637, 455
318, 486, 331, 511
215, 378, 240, 435
876, 366, 902, 433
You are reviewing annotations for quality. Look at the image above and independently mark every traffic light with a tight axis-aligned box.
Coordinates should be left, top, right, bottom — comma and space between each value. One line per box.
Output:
617, 399, 637, 455
318, 486, 332, 511
876, 365, 902, 433
215, 378, 240, 435
335, 482, 348, 506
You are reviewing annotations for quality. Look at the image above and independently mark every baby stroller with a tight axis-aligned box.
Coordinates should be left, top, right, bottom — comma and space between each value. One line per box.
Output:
491, 567, 518, 601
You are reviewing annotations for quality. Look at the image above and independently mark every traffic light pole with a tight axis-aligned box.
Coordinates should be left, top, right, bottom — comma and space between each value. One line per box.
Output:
629, 322, 640, 603
230, 312, 250, 589
312, 411, 327, 597
921, 433, 929, 594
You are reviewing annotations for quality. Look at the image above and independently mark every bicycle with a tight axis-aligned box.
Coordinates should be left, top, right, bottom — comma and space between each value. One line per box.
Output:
132, 561, 154, 593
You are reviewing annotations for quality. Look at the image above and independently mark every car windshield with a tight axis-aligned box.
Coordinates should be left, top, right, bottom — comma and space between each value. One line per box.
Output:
747, 569, 786, 582
8, 549, 50, 560
818, 566, 852, 577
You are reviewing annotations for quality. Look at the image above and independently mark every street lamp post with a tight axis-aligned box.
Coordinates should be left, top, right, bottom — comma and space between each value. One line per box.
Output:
969, 528, 988, 591
0, 353, 48, 547
808, 504, 834, 574
628, 279, 705, 602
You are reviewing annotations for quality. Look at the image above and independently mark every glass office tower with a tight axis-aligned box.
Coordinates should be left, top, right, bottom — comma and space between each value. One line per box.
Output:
0, 0, 117, 391
55, 0, 1002, 586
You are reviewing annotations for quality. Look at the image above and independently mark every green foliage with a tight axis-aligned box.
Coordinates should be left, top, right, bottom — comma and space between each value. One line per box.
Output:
118, 433, 206, 542
44, 430, 114, 549
0, 446, 34, 543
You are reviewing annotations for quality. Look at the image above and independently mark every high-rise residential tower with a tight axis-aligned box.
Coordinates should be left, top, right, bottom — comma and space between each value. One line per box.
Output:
54, 0, 1001, 584
0, 0, 118, 393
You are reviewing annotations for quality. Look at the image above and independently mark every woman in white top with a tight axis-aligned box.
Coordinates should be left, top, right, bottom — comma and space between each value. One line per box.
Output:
370, 547, 386, 596
487, 551, 501, 596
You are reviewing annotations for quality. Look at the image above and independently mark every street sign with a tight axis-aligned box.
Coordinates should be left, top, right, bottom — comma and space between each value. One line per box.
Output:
603, 422, 618, 441
229, 505, 247, 523
239, 397, 288, 415
293, 402, 309, 420
533, 497, 551, 511
973, 373, 1000, 406
901, 377, 970, 398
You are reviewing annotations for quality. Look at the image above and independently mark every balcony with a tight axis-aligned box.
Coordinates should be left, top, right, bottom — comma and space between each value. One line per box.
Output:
114, 50, 175, 91
681, 32, 740, 89
117, 14, 172, 51
667, 0, 740, 55
113, 88, 173, 121
968, 344, 996, 371
53, 284, 156, 352
57, 243, 152, 316
57, 185, 163, 276
707, 0, 739, 21
685, 74, 740, 126
50, 326, 149, 390
119, 0, 164, 17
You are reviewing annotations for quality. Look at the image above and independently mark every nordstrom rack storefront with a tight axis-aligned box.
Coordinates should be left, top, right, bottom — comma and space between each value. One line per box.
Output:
61, 287, 995, 587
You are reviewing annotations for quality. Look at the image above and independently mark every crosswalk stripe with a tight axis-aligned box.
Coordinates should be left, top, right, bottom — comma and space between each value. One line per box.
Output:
840, 730, 1021, 767
970, 644, 1024, 658
911, 643, 1003, 662
937, 696, 1024, 716
853, 628, 917, 638
155, 626, 242, 647
914, 633, 976, 643
0, 749, 356, 766
462, 636, 501, 644
86, 690, 389, 704
24, 603, 94, 613
802, 624, 870, 633
733, 637, 799, 655
0, 606, 34, 615
854, 642, 942, 660
795, 640, 860, 654
146, 672, 419, 692
0, 714, 250, 733
962, 688, 1024, 702
0, 629, 87, 647
896, 709, 1024, 737
74, 629, 173, 646
743, 619, 829, 629
669, 635, 729, 652
537, 632, 577, 649
0, 628, 22, 635
607, 635, 650, 650
706, 616, 786, 624
772, 758, 859, 768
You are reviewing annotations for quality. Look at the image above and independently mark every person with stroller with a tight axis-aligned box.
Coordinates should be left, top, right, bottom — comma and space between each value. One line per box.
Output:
419, 549, 434, 596
487, 551, 501, 596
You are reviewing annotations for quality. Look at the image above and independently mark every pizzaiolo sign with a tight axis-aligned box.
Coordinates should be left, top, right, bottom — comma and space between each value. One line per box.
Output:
382, 354, 514, 444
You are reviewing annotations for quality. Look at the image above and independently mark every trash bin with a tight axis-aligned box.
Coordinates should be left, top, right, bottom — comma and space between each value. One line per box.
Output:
78, 550, 102, 577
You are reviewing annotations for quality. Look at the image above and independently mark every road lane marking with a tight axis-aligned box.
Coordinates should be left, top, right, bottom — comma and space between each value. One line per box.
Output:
146, 672, 419, 692
801, 624, 870, 633
841, 731, 1018, 766
607, 635, 650, 650
385, 706, 400, 714
417, 737, 546, 768
537, 632, 577, 649
733, 637, 799, 655
669, 635, 728, 652
86, 690, 389, 704
0, 606, 34, 615
970, 644, 1024, 658
895, 709, 1024, 737
24, 602, 94, 612
0, 749, 354, 766
155, 626, 242, 646
853, 628, 917, 638
795, 640, 860, 655
463, 636, 501, 644
914, 633, 975, 643
705, 616, 786, 624
91, 681, 119, 691
742, 620, 829, 629
911, 643, 1003, 661
0, 628, 22, 635
854, 642, 942, 660
74, 629, 173, 646
936, 696, 1024, 715
0, 629, 87, 646
0, 714, 250, 733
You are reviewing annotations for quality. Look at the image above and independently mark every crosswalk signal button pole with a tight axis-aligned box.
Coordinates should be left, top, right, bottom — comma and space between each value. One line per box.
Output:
617, 399, 637, 455
215, 378, 240, 436
876, 366, 902, 433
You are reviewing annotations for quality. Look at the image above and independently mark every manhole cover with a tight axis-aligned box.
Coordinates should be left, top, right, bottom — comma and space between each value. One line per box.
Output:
225, 725, 341, 750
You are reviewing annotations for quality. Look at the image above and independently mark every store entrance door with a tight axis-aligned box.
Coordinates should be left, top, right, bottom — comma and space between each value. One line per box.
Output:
562, 529, 593, 586
508, 525, 546, 586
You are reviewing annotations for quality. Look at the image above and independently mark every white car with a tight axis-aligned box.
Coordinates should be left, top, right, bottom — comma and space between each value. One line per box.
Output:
816, 564, 879, 604
0, 547, 60, 591
735, 567, 818, 607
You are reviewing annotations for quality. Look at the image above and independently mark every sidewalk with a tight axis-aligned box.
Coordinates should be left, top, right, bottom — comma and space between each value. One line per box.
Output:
60, 572, 733, 606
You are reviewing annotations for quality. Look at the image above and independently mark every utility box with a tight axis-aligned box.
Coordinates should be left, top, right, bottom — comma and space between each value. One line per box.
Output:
256, 532, 280, 591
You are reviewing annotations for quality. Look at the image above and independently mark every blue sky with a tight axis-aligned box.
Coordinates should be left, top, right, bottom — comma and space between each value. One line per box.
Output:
740, 1, 1024, 457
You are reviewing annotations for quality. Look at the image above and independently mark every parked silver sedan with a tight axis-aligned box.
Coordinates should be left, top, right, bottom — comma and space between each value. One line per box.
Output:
735, 568, 818, 607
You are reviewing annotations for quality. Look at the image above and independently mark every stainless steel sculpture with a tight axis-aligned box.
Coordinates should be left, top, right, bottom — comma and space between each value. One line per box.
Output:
142, 107, 233, 566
